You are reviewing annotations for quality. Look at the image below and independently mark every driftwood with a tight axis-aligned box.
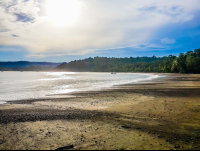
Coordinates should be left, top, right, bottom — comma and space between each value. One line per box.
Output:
55, 145, 74, 150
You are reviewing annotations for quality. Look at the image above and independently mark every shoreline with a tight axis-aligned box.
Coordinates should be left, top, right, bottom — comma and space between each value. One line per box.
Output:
0, 72, 162, 105
0, 73, 200, 150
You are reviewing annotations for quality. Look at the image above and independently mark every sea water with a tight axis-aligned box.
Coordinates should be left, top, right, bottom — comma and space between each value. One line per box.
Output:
0, 71, 160, 104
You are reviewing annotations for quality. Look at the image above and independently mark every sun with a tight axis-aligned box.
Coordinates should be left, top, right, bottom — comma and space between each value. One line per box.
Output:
45, 0, 81, 26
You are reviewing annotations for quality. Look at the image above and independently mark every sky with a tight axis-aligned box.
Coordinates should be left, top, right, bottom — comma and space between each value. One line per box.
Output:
0, 0, 200, 63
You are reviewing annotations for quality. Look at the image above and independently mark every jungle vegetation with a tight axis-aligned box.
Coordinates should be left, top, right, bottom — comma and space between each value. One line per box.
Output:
56, 48, 200, 73
1, 48, 199, 73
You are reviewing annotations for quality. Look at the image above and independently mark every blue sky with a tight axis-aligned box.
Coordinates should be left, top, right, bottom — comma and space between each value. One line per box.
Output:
0, 0, 200, 62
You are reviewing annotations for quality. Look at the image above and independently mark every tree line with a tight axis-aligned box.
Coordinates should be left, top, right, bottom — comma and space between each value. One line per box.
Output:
1, 48, 199, 73
56, 48, 200, 73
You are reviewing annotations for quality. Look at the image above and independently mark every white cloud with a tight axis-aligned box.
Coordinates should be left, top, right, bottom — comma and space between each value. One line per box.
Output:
161, 38, 176, 44
0, 0, 199, 57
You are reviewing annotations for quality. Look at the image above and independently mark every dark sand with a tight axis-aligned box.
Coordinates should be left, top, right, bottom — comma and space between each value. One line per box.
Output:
0, 73, 200, 150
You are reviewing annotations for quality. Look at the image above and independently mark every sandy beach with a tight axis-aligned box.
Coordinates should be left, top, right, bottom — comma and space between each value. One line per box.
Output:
0, 73, 200, 150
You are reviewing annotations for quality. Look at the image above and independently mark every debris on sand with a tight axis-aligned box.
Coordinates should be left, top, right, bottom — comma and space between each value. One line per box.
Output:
55, 144, 74, 150
121, 126, 131, 129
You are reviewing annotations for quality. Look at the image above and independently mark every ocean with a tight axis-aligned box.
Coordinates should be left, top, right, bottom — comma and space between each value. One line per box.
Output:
0, 71, 160, 104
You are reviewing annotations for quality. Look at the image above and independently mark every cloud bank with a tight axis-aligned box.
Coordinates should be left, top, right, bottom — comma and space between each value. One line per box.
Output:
0, 0, 200, 57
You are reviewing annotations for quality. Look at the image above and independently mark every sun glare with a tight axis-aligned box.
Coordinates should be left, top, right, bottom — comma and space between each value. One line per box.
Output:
45, 0, 81, 26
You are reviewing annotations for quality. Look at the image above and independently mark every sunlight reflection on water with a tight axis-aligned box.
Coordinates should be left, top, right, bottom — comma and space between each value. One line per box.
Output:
0, 71, 160, 103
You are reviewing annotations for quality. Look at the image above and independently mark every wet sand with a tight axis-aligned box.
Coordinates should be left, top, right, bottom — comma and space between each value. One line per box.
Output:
0, 73, 200, 150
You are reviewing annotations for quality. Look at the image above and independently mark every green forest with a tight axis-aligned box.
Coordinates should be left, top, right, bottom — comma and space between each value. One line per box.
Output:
1, 48, 200, 73
56, 48, 200, 73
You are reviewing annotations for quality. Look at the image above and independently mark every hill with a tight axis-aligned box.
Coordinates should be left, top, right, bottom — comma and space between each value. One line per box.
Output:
0, 61, 61, 67
0, 61, 62, 71
56, 48, 200, 73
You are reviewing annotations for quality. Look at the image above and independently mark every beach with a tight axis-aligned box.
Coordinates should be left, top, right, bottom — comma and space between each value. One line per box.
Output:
0, 73, 200, 150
